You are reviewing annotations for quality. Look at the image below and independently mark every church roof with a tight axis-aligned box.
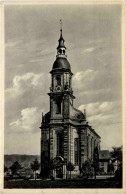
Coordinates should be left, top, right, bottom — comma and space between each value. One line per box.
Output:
99, 150, 110, 160
69, 104, 85, 122
44, 112, 50, 123
42, 105, 85, 124
53, 58, 71, 71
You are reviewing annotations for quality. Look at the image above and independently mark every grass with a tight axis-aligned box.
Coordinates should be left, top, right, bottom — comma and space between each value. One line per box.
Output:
4, 179, 122, 188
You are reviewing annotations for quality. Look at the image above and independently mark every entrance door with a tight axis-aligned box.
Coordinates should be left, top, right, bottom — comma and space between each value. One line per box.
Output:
56, 166, 63, 178
53, 156, 64, 178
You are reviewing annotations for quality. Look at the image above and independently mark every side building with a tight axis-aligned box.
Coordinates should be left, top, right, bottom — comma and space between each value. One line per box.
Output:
40, 27, 101, 178
99, 150, 118, 174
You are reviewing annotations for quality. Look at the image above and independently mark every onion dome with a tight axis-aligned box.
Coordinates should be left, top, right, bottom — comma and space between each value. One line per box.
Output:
53, 58, 71, 70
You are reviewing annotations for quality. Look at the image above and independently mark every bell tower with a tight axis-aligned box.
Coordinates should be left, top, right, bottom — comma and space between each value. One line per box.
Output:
40, 21, 101, 179
48, 20, 75, 123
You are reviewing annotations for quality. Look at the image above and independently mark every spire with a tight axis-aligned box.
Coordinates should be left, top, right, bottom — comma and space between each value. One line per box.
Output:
59, 19, 63, 40
60, 19, 63, 38
57, 19, 66, 49
57, 20, 66, 58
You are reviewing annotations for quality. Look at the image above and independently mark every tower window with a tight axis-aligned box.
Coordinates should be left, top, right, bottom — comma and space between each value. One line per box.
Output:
59, 49, 62, 54
57, 133, 63, 156
63, 50, 65, 54
74, 138, 79, 165
56, 100, 61, 114
56, 75, 61, 86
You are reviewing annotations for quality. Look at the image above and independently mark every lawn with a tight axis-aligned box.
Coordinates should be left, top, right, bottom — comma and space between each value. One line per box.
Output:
4, 179, 122, 188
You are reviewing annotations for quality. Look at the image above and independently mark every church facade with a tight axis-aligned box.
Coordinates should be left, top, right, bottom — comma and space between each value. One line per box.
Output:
40, 27, 101, 178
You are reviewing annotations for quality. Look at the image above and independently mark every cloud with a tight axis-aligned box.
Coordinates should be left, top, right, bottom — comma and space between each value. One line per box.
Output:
5, 72, 49, 102
96, 57, 108, 67
4, 5, 121, 154
5, 39, 23, 49
72, 66, 121, 104
18, 64, 24, 68
80, 101, 116, 114
9, 107, 43, 133
79, 101, 121, 123
30, 58, 45, 63
78, 101, 122, 149
73, 69, 98, 91
81, 47, 96, 54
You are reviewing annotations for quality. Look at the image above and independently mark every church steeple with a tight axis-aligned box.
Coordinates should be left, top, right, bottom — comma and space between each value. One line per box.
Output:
40, 23, 101, 179
57, 20, 66, 58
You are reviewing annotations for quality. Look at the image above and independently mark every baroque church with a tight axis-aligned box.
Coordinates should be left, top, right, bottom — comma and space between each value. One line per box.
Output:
40, 25, 101, 179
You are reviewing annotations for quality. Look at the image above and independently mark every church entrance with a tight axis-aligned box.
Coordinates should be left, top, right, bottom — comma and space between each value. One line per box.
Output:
56, 166, 63, 178
53, 156, 64, 178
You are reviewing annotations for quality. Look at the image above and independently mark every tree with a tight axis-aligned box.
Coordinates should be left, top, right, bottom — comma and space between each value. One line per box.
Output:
110, 146, 122, 162
50, 158, 58, 170
115, 162, 122, 187
49, 159, 58, 180
81, 159, 93, 179
31, 158, 40, 180
49, 157, 64, 179
93, 147, 99, 179
108, 163, 114, 174
41, 156, 50, 178
66, 162, 74, 179
10, 161, 22, 175
4, 165, 8, 173
110, 146, 122, 187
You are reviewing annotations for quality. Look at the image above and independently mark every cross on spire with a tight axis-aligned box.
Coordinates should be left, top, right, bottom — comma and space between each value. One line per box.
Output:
60, 19, 62, 36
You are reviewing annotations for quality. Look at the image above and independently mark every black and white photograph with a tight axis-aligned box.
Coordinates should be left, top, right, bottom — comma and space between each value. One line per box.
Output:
1, 2, 125, 191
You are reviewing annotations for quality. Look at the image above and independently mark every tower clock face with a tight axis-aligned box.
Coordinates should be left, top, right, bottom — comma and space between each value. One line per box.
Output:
56, 85, 61, 91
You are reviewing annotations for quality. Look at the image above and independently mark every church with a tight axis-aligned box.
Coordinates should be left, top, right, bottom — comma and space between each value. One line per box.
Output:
40, 25, 101, 179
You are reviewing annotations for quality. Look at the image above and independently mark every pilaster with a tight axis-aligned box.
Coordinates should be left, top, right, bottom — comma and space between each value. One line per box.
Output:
50, 128, 55, 159
67, 125, 74, 164
88, 134, 91, 159
63, 164, 67, 179
80, 128, 87, 166
63, 125, 68, 162
91, 137, 93, 160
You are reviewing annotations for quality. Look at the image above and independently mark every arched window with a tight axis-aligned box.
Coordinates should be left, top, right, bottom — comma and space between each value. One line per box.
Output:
56, 75, 61, 86
56, 100, 61, 114
59, 49, 62, 54
57, 133, 63, 156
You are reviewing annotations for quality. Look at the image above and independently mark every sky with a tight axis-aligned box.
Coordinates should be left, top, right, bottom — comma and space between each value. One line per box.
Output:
4, 4, 122, 155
